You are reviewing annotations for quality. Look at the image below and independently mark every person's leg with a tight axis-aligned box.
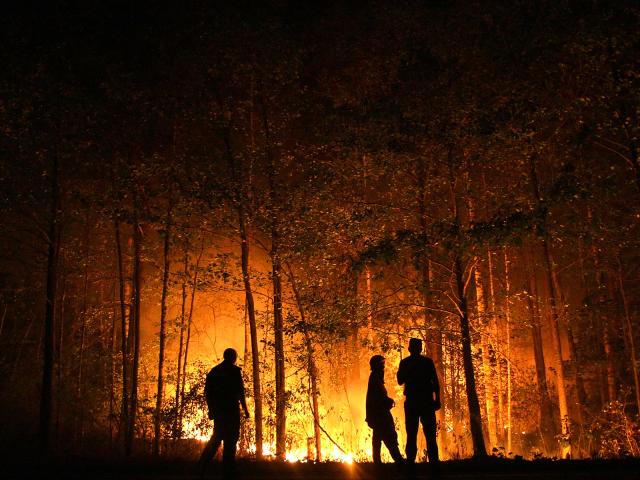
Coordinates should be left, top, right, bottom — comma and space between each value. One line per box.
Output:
198, 426, 222, 475
380, 421, 403, 465
222, 413, 240, 478
404, 401, 419, 463
421, 407, 440, 468
372, 428, 383, 464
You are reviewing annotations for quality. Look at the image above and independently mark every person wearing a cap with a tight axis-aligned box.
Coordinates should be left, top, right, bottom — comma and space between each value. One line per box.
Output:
365, 354, 404, 466
397, 337, 441, 471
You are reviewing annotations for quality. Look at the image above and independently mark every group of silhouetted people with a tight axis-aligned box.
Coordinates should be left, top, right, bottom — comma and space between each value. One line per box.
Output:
368, 337, 441, 473
199, 338, 440, 478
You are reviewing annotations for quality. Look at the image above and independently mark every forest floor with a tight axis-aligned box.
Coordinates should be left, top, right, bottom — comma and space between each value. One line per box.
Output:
5, 458, 640, 480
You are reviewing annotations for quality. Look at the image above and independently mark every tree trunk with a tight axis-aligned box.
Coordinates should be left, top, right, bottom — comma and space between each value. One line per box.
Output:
454, 255, 487, 458
467, 193, 496, 448
179, 241, 203, 428
473, 259, 497, 448
115, 219, 130, 447
526, 245, 557, 451
616, 256, 640, 415
588, 244, 616, 404
75, 217, 91, 452
238, 206, 263, 457
153, 201, 172, 456
448, 150, 486, 458
286, 264, 322, 462
126, 204, 143, 457
503, 247, 512, 453
260, 93, 286, 461
528, 154, 571, 458
174, 248, 188, 439
216, 86, 264, 457
39, 155, 60, 456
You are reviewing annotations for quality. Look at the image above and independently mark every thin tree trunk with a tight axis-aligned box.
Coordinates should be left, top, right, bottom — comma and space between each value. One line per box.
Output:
503, 247, 512, 453
286, 264, 322, 462
153, 201, 172, 456
467, 193, 496, 448
115, 219, 130, 447
529, 154, 571, 458
487, 250, 504, 447
173, 248, 188, 438
76, 217, 91, 452
454, 255, 487, 457
259, 93, 286, 461
215, 85, 264, 457
588, 243, 616, 404
39, 154, 60, 456
110, 282, 118, 450
126, 204, 143, 457
54, 257, 67, 445
238, 207, 263, 457
179, 241, 203, 428
616, 256, 640, 415
474, 260, 497, 448
526, 244, 556, 451
448, 149, 486, 458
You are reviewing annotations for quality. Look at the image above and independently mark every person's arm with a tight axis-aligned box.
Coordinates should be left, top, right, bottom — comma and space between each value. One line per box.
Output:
431, 359, 441, 410
397, 359, 406, 385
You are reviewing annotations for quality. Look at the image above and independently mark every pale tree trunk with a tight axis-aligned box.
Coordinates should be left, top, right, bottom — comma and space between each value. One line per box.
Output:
529, 154, 571, 458
473, 260, 497, 448
542, 235, 571, 458
503, 247, 513, 453
467, 194, 497, 448
616, 256, 640, 415
487, 250, 504, 447
153, 201, 172, 456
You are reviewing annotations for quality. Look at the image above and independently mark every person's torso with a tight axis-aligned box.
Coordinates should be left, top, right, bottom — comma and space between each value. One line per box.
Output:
207, 362, 241, 410
399, 355, 435, 398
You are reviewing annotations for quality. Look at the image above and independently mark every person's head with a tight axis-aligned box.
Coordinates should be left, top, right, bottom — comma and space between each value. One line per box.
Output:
369, 355, 385, 373
408, 338, 422, 355
223, 348, 238, 364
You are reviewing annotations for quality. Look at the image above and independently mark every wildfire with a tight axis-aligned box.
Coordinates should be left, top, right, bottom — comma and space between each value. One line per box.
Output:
246, 443, 356, 464
182, 419, 210, 442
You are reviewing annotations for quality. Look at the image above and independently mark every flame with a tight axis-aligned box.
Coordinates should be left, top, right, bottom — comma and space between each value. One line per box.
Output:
182, 419, 210, 442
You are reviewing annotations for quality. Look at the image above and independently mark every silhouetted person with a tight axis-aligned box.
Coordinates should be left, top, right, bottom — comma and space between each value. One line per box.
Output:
397, 338, 440, 471
366, 355, 404, 466
199, 348, 250, 478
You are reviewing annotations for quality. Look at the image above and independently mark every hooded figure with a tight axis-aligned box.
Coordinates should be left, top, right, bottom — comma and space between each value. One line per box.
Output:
365, 355, 404, 465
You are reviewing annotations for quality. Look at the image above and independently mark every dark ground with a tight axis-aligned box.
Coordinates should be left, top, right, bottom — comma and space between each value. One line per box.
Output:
4, 458, 640, 480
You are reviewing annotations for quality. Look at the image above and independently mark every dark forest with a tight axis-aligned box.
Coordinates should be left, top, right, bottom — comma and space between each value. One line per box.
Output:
1, 0, 639, 470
